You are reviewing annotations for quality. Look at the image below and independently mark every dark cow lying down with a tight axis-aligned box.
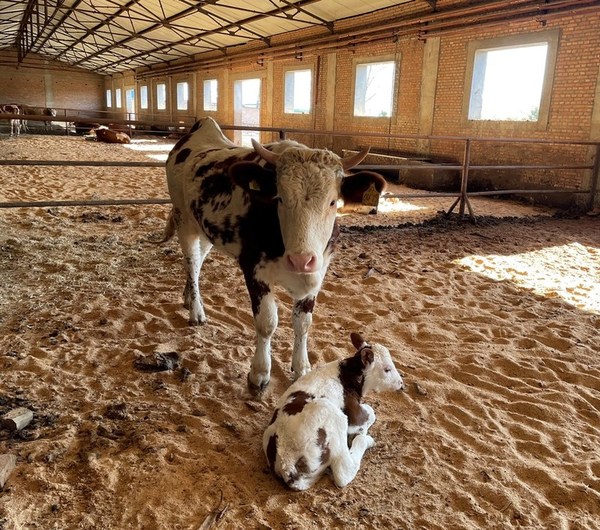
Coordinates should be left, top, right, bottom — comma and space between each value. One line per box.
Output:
162, 117, 385, 392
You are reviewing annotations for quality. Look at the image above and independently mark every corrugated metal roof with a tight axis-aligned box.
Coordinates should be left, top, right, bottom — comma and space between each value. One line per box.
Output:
0, 0, 414, 74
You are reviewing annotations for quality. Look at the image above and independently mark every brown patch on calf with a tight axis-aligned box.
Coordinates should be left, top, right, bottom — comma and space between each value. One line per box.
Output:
317, 428, 331, 464
266, 434, 278, 471
295, 456, 310, 474
269, 409, 279, 426
344, 393, 369, 427
283, 391, 313, 415
339, 345, 374, 426
175, 147, 192, 165
172, 133, 191, 151
295, 297, 315, 314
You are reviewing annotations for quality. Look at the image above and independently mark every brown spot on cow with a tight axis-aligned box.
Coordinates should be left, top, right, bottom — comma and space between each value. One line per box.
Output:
343, 393, 369, 427
269, 409, 279, 426
173, 133, 191, 151
175, 147, 192, 165
266, 434, 278, 471
317, 428, 331, 465
295, 456, 310, 474
295, 297, 315, 314
283, 391, 313, 415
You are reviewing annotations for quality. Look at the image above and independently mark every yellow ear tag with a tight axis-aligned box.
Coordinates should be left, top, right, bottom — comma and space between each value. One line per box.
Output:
362, 183, 380, 207
249, 180, 261, 191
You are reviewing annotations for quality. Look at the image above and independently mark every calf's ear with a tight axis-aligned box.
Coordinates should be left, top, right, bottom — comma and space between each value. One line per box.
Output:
229, 161, 277, 202
340, 171, 387, 206
350, 332, 368, 350
360, 348, 374, 367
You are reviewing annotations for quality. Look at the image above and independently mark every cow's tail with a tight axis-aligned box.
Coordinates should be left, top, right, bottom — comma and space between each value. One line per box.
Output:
152, 208, 176, 244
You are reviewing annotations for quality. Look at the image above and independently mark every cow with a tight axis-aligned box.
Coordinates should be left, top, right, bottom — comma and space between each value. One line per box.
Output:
0, 104, 21, 136
263, 332, 405, 490
20, 105, 57, 133
161, 117, 386, 393
73, 121, 101, 135
94, 126, 131, 144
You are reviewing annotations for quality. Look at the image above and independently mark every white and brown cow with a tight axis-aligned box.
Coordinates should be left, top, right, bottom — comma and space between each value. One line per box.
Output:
94, 126, 131, 144
0, 104, 21, 136
162, 117, 386, 393
263, 332, 405, 490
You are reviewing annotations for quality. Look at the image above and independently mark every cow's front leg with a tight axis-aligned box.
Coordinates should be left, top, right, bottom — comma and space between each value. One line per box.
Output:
291, 296, 314, 380
247, 278, 278, 394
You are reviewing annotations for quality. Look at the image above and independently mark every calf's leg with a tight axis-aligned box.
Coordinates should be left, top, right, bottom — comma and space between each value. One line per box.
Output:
330, 434, 375, 488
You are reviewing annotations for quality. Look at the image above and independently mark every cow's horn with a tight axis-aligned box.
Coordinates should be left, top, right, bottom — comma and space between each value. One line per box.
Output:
251, 139, 279, 165
341, 147, 370, 171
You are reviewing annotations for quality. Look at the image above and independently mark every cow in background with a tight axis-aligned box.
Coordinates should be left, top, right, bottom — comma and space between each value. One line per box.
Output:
20, 106, 57, 133
94, 126, 131, 144
0, 104, 21, 136
161, 117, 386, 393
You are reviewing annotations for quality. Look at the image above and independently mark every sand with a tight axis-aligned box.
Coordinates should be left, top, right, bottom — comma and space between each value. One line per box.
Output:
0, 134, 599, 530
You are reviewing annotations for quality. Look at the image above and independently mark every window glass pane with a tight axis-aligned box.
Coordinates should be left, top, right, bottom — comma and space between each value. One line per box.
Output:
354, 61, 395, 117
203, 79, 218, 111
115, 88, 122, 108
106, 89, 112, 108
284, 69, 312, 114
156, 83, 166, 110
140, 86, 148, 109
468, 43, 548, 121
177, 82, 189, 110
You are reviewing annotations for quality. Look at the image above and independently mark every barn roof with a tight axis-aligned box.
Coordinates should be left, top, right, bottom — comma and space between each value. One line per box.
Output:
2, 1, 598, 76
0, 0, 414, 75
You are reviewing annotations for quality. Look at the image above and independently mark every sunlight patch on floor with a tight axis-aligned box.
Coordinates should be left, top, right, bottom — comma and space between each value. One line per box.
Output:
455, 242, 600, 314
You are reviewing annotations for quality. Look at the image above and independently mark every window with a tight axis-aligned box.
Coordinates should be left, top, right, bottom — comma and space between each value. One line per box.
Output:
353, 61, 395, 117
140, 85, 148, 109
284, 69, 312, 114
106, 89, 112, 108
156, 83, 166, 110
465, 31, 559, 125
469, 44, 548, 121
203, 79, 218, 111
176, 82, 189, 111
115, 88, 122, 109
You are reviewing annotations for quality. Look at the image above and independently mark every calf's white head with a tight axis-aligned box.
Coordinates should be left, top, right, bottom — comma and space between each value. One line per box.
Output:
230, 141, 386, 274
350, 332, 405, 395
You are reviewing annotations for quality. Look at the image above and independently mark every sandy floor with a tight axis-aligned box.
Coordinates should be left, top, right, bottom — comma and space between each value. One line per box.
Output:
0, 134, 599, 529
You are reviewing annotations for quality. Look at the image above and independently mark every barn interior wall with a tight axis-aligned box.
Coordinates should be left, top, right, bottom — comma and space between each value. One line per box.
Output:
0, 49, 104, 112
106, 6, 600, 207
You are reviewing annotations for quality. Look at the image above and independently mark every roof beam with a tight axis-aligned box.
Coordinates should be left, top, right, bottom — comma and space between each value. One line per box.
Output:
93, 0, 323, 72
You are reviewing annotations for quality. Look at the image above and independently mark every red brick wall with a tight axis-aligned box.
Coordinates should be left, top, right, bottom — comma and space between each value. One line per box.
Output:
0, 49, 104, 113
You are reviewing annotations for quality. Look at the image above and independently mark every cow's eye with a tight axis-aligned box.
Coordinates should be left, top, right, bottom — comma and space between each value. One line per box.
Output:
384, 368, 391, 373
329, 200, 336, 207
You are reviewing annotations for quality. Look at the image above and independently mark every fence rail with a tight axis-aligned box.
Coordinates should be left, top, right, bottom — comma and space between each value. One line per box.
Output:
1, 114, 598, 219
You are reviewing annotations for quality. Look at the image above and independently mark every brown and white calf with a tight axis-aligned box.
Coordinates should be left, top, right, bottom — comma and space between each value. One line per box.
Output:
0, 104, 21, 136
263, 332, 405, 490
162, 117, 385, 392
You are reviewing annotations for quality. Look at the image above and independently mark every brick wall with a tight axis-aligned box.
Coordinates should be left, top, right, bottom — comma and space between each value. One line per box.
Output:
0, 49, 104, 113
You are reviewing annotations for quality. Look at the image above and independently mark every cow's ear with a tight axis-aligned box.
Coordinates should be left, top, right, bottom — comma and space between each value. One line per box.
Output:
340, 171, 387, 206
360, 348, 374, 367
350, 332, 367, 350
229, 161, 277, 201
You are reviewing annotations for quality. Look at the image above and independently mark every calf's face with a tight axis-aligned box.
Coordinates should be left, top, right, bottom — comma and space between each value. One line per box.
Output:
361, 343, 405, 395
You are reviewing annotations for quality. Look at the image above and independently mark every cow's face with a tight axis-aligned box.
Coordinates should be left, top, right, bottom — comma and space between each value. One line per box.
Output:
274, 148, 342, 273
230, 142, 386, 275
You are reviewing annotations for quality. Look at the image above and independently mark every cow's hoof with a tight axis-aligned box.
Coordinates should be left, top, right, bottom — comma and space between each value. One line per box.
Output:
247, 373, 269, 396
188, 318, 206, 326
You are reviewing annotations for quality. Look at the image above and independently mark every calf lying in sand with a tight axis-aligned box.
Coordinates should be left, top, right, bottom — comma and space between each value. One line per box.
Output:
263, 332, 404, 491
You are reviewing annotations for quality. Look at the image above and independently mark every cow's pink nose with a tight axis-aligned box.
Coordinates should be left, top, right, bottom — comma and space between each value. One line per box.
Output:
286, 253, 318, 273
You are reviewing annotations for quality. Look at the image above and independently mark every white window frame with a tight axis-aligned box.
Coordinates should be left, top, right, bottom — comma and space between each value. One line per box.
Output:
203, 79, 218, 112
140, 85, 148, 110
156, 83, 167, 111
284, 68, 313, 115
176, 81, 189, 111
115, 88, 122, 109
352, 56, 397, 118
106, 89, 112, 108
463, 30, 559, 128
